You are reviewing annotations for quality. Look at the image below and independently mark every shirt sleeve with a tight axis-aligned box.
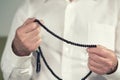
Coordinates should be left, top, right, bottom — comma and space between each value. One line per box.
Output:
0, 0, 33, 80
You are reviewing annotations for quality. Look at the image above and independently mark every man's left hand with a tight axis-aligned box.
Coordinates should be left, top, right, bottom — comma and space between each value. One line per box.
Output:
87, 45, 118, 75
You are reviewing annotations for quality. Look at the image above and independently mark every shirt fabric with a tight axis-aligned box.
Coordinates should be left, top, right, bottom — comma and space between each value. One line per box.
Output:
1, 0, 120, 80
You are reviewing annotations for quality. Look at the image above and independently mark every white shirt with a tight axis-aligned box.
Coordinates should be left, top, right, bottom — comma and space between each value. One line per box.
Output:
1, 0, 120, 80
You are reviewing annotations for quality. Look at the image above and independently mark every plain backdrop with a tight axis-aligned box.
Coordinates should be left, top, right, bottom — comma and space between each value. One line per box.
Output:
0, 0, 23, 36
0, 1, 23, 79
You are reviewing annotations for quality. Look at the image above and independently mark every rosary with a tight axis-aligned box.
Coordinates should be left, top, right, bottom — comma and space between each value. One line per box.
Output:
34, 19, 97, 80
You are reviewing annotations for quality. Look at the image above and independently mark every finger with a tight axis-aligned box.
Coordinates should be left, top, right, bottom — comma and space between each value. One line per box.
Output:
31, 37, 42, 51
29, 35, 41, 44
34, 19, 44, 27
88, 57, 103, 69
24, 36, 41, 52
26, 27, 40, 38
88, 53, 108, 67
88, 63, 106, 75
23, 22, 40, 33
23, 18, 36, 26
34, 39, 42, 49
87, 45, 109, 58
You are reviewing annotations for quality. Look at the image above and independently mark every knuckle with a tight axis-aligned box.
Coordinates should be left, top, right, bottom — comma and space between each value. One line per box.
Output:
33, 23, 37, 27
20, 37, 26, 43
30, 23, 37, 30
38, 39, 41, 44
36, 41, 41, 47
37, 27, 41, 31
104, 67, 110, 73
31, 25, 35, 30
89, 60, 92, 65
107, 61, 113, 68
28, 44, 37, 52
99, 50, 103, 54
36, 28, 41, 34
16, 27, 21, 36
88, 64, 92, 70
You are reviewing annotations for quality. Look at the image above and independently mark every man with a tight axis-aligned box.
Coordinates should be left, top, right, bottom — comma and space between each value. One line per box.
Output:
1, 0, 120, 80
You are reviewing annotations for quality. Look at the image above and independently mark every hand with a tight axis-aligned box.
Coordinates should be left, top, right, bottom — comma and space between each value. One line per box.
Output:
12, 18, 41, 56
87, 45, 118, 75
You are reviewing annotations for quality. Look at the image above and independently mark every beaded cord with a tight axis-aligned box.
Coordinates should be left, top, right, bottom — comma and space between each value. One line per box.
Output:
34, 19, 97, 80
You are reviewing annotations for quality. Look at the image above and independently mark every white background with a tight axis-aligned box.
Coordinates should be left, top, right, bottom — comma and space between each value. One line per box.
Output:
0, 0, 22, 36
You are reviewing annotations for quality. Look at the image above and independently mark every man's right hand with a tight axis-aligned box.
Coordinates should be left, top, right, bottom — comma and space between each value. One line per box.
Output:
12, 18, 41, 56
